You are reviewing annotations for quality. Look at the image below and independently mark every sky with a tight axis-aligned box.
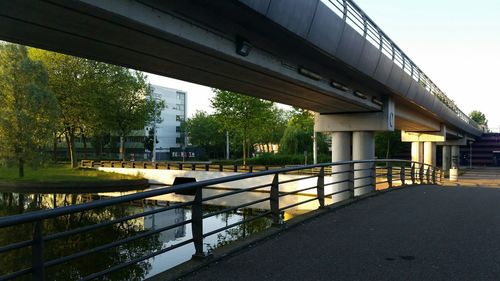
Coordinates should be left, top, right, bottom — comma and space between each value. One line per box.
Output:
146, 0, 500, 129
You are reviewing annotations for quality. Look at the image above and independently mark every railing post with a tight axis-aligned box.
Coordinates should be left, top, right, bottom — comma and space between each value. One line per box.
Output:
179, 163, 183, 170
205, 164, 209, 171
419, 165, 424, 184
32, 220, 44, 281
191, 186, 205, 259
426, 166, 431, 183
317, 167, 325, 208
191, 163, 196, 171
233, 164, 237, 172
411, 163, 416, 184
400, 165, 405, 186
349, 162, 355, 198
432, 167, 437, 184
219, 164, 223, 172
270, 174, 282, 226
249, 165, 253, 173
387, 165, 393, 188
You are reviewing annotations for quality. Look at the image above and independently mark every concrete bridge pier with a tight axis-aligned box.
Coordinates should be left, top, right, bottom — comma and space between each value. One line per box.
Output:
352, 131, 375, 196
442, 145, 451, 171
331, 132, 352, 201
316, 98, 395, 197
451, 145, 460, 168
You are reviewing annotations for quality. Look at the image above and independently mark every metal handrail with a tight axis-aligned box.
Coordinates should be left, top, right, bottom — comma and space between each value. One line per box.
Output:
0, 159, 441, 281
324, 0, 478, 129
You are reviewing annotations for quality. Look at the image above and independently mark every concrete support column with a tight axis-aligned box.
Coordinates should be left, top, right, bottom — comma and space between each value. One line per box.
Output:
331, 132, 351, 202
352, 131, 375, 196
451, 145, 460, 169
442, 146, 451, 171
411, 142, 424, 167
423, 142, 436, 167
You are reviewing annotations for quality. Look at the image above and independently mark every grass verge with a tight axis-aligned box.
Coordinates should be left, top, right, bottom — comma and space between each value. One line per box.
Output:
0, 165, 142, 182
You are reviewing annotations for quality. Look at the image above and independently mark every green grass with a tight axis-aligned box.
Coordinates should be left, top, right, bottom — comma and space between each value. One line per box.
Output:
0, 165, 142, 183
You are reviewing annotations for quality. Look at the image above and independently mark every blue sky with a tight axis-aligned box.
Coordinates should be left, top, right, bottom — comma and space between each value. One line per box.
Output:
149, 0, 500, 129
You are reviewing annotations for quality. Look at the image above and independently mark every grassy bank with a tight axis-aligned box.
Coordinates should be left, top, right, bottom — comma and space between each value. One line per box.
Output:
0, 165, 142, 182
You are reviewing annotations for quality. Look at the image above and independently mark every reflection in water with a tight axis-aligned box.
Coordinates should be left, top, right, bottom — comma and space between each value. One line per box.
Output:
0, 193, 272, 280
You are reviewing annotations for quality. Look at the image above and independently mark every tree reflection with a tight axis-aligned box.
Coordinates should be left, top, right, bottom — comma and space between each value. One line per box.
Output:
0, 193, 162, 281
206, 208, 272, 253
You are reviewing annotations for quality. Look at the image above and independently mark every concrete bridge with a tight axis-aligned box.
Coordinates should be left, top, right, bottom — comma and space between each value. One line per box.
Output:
0, 1, 495, 280
0, 0, 484, 178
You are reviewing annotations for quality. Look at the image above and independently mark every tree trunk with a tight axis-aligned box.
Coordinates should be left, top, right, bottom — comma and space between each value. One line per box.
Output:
68, 129, 77, 168
53, 133, 58, 163
120, 135, 125, 161
242, 138, 246, 166
386, 138, 390, 159
82, 133, 87, 159
18, 157, 24, 178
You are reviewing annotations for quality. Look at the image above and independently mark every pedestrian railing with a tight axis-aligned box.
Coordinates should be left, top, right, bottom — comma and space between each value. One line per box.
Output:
0, 159, 440, 281
325, 0, 478, 129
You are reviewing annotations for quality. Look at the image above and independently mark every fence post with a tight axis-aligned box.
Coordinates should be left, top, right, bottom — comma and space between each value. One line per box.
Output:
419, 165, 424, 184
387, 165, 393, 188
349, 162, 355, 198
179, 163, 183, 170
411, 163, 416, 184
400, 165, 405, 186
191, 163, 196, 171
432, 167, 437, 184
191, 186, 205, 258
32, 220, 44, 281
219, 164, 223, 172
270, 174, 282, 226
233, 164, 237, 172
249, 165, 253, 173
317, 167, 325, 208
426, 166, 431, 183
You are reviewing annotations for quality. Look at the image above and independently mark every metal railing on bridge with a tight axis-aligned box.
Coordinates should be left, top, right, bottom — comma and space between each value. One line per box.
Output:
0, 160, 441, 281
324, 0, 478, 129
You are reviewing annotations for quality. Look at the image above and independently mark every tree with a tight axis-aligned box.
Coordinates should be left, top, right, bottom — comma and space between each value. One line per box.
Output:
374, 130, 406, 159
211, 90, 274, 164
29, 48, 97, 167
29, 49, 164, 164
469, 110, 488, 128
254, 107, 287, 153
279, 108, 329, 155
0, 44, 59, 177
99, 72, 164, 161
183, 111, 226, 159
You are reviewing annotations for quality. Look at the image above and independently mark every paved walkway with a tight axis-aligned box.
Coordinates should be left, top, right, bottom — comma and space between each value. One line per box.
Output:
181, 185, 500, 281
443, 167, 500, 187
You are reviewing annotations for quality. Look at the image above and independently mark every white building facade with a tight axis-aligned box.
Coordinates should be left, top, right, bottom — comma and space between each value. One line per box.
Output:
148, 85, 187, 160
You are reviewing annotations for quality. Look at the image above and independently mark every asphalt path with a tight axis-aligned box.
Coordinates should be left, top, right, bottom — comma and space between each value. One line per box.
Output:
181, 185, 500, 281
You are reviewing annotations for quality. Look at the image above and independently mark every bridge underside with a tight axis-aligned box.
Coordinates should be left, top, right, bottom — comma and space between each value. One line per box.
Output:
176, 185, 500, 281
0, 0, 482, 137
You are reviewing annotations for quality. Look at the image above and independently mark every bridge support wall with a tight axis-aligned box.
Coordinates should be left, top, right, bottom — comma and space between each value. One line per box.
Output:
353, 132, 375, 196
331, 132, 352, 200
442, 145, 451, 171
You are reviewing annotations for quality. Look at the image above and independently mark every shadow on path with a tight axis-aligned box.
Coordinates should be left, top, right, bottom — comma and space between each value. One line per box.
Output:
181, 185, 500, 281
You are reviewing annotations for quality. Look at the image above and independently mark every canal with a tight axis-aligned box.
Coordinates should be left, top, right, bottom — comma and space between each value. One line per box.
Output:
0, 188, 275, 280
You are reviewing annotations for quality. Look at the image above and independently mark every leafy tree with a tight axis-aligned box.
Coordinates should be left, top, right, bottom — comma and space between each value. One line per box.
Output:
183, 111, 226, 159
374, 130, 406, 159
469, 110, 488, 128
29, 48, 98, 167
99, 73, 163, 161
254, 107, 287, 153
211, 90, 274, 164
0, 44, 59, 177
279, 108, 328, 155
29, 49, 164, 163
